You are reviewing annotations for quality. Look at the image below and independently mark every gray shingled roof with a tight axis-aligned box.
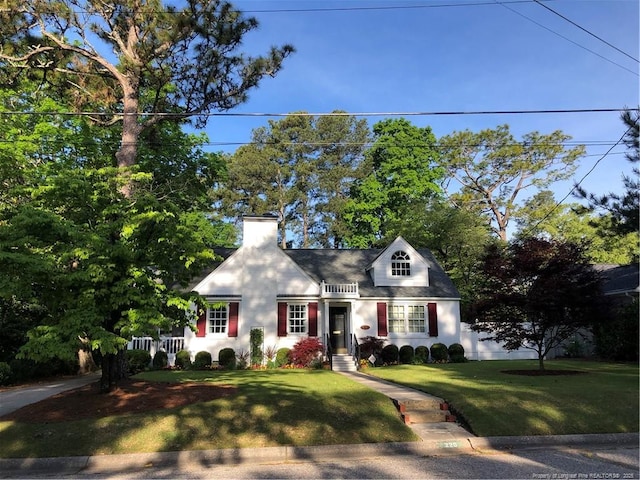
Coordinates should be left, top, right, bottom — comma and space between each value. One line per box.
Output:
284, 248, 459, 299
594, 264, 640, 296
188, 247, 460, 299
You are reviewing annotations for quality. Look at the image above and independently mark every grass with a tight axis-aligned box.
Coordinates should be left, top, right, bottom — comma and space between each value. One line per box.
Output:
0, 369, 416, 458
366, 359, 639, 437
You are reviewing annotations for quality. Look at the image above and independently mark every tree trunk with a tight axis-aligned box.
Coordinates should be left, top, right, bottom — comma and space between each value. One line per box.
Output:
100, 350, 128, 393
115, 80, 142, 197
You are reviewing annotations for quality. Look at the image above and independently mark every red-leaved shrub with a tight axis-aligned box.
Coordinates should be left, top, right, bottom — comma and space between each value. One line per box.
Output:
290, 337, 324, 367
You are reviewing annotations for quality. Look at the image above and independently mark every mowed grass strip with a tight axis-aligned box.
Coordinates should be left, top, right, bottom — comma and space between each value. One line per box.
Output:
0, 370, 416, 458
366, 360, 639, 437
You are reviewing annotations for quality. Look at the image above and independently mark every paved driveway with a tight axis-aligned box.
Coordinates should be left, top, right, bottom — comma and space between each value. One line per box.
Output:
0, 372, 100, 417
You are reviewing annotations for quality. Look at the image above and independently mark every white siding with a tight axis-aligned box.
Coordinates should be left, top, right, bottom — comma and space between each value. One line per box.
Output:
370, 237, 429, 287
352, 299, 461, 350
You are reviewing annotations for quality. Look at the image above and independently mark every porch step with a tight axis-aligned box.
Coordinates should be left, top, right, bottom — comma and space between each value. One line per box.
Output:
395, 399, 456, 425
331, 354, 358, 372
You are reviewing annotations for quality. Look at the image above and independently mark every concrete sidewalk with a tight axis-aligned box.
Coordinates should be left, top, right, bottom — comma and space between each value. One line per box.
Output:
0, 370, 637, 477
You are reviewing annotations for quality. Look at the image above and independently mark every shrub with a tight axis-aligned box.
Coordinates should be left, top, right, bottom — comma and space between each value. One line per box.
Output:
194, 351, 212, 369
126, 349, 151, 374
0, 362, 11, 386
175, 350, 192, 369
430, 343, 449, 362
236, 349, 249, 370
358, 336, 385, 360
275, 347, 291, 367
415, 345, 430, 364
381, 344, 399, 364
250, 328, 264, 366
290, 337, 323, 367
152, 351, 169, 370
448, 343, 464, 357
399, 345, 414, 364
218, 348, 236, 369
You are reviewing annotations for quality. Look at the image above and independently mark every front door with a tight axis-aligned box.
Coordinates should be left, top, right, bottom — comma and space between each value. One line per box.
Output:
329, 307, 348, 354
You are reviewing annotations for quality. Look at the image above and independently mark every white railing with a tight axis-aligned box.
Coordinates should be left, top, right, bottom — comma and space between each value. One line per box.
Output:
128, 336, 185, 366
321, 281, 359, 298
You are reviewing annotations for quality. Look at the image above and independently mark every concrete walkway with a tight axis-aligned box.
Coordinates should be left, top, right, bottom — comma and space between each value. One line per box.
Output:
337, 370, 472, 447
0, 372, 100, 417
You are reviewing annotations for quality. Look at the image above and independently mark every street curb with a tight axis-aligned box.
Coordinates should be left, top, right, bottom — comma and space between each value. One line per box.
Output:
468, 433, 640, 452
0, 434, 637, 475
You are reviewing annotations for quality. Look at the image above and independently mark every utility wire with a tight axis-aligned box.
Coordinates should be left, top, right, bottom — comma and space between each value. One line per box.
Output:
494, 1, 639, 77
520, 126, 631, 237
0, 108, 625, 118
533, 0, 638, 63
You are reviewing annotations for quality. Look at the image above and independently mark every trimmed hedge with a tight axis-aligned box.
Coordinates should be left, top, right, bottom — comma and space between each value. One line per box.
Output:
275, 347, 291, 367
152, 351, 168, 370
175, 350, 192, 369
430, 343, 448, 362
399, 345, 414, 364
381, 344, 399, 364
219, 348, 236, 369
415, 345, 430, 364
194, 351, 212, 369
127, 349, 151, 374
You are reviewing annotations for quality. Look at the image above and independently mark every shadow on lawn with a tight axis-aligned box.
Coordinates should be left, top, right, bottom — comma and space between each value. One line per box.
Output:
0, 369, 415, 459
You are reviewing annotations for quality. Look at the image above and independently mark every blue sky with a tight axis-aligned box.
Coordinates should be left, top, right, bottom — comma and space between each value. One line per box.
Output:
202, 0, 638, 205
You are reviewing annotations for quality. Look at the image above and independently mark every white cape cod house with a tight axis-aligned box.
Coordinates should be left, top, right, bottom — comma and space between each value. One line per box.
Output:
175, 215, 462, 367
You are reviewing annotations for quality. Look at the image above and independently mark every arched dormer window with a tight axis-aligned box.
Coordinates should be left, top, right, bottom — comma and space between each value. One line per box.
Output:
391, 250, 411, 276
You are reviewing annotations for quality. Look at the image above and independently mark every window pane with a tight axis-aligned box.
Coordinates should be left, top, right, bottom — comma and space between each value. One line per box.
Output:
391, 250, 411, 276
388, 305, 405, 333
408, 305, 425, 333
209, 305, 228, 334
289, 304, 307, 334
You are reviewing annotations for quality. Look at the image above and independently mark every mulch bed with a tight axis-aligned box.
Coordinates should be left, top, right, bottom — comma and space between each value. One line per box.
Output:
1, 379, 237, 423
502, 369, 587, 376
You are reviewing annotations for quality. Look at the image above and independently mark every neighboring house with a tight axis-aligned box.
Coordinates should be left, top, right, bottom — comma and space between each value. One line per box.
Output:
595, 263, 640, 304
167, 215, 463, 366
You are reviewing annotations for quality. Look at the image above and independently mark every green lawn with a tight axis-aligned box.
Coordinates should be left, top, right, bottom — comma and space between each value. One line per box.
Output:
366, 360, 639, 437
0, 369, 416, 458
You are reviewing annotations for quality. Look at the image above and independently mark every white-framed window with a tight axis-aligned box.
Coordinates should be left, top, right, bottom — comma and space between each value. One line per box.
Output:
208, 304, 228, 334
388, 304, 426, 334
288, 303, 308, 334
388, 305, 405, 333
391, 251, 411, 276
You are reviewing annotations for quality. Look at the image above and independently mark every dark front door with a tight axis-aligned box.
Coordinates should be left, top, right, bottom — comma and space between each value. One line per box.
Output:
329, 307, 348, 354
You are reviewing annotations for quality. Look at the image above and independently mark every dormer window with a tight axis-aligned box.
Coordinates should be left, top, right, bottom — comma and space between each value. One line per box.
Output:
391, 251, 411, 276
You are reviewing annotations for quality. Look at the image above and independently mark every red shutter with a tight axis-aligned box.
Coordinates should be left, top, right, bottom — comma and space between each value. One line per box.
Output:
228, 302, 239, 337
277, 302, 288, 337
377, 302, 388, 337
196, 307, 207, 337
428, 302, 438, 337
308, 302, 318, 337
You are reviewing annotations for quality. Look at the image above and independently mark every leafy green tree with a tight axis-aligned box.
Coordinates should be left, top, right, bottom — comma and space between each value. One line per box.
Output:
343, 118, 444, 247
438, 125, 585, 241
215, 112, 368, 247
1, 0, 290, 390
0, 0, 294, 178
576, 109, 639, 236
516, 190, 638, 264
471, 238, 604, 371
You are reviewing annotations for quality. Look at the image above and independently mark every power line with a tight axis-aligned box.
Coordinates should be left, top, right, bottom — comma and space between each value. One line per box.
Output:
495, 1, 639, 77
533, 0, 638, 63
521, 126, 631, 236
0, 107, 626, 118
